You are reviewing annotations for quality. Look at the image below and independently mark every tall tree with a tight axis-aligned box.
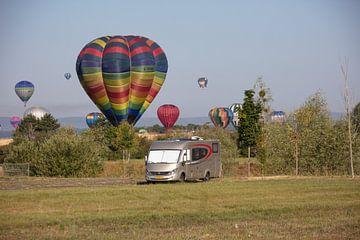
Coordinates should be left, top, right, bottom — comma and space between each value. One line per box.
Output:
341, 58, 355, 178
237, 89, 262, 176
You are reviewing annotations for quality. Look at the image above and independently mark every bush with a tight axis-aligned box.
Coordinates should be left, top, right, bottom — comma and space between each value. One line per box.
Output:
6, 128, 104, 177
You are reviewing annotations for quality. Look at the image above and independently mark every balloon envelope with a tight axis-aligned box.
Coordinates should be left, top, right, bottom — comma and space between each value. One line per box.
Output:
24, 106, 50, 119
64, 72, 71, 80
270, 111, 285, 124
76, 35, 168, 127
198, 77, 208, 88
15, 81, 34, 107
229, 103, 242, 128
86, 112, 104, 128
157, 104, 180, 130
10, 116, 21, 128
209, 107, 233, 128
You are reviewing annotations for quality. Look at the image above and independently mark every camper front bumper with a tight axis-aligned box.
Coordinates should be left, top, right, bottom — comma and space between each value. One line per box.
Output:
146, 169, 177, 181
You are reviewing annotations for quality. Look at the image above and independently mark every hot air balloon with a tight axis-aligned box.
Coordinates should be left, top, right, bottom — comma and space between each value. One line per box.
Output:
209, 107, 233, 128
64, 72, 71, 80
24, 106, 50, 119
15, 81, 34, 107
76, 35, 168, 127
229, 103, 242, 128
198, 77, 208, 88
270, 111, 285, 124
86, 112, 104, 128
10, 116, 21, 129
157, 104, 180, 130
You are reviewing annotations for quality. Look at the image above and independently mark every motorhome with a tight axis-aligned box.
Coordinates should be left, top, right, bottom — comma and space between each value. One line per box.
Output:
145, 137, 221, 182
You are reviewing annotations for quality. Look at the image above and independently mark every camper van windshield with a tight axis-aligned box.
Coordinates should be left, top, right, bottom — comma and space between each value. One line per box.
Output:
148, 150, 181, 163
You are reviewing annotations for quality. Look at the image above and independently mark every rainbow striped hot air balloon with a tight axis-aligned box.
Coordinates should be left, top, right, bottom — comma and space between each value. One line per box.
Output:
209, 107, 233, 129
76, 35, 168, 127
86, 112, 104, 128
15, 81, 34, 107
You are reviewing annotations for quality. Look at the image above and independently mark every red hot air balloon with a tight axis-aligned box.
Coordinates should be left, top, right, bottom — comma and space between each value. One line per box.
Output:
209, 107, 233, 129
157, 104, 180, 130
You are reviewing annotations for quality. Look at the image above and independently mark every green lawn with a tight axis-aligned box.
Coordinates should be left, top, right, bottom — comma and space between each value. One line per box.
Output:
0, 177, 359, 239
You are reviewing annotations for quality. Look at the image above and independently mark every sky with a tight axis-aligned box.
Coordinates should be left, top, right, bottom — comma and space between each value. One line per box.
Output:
0, 0, 359, 120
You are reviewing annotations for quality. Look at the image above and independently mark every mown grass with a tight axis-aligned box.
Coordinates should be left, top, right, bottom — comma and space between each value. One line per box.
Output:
0, 177, 359, 239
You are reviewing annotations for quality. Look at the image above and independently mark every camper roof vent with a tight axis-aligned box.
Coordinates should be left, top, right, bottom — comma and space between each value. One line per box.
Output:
191, 136, 203, 141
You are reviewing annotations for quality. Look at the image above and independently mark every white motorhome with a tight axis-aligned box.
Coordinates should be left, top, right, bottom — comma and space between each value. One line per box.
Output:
145, 137, 221, 182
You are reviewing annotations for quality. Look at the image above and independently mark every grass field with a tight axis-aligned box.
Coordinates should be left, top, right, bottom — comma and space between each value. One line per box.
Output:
0, 177, 359, 239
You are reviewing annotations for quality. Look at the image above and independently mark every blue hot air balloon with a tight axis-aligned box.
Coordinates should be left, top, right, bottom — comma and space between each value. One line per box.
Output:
64, 72, 71, 80
15, 81, 34, 107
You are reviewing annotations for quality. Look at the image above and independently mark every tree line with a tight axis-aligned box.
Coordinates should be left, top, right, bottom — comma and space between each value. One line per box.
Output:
0, 89, 359, 177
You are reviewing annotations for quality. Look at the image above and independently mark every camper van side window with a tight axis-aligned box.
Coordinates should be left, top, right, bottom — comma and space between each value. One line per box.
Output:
212, 143, 219, 153
192, 148, 208, 161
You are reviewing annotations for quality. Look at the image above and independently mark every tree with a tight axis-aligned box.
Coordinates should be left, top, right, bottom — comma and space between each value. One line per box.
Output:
237, 89, 262, 176
352, 102, 360, 134
6, 128, 104, 177
292, 92, 334, 175
105, 121, 136, 160
13, 113, 60, 143
253, 77, 272, 174
341, 58, 355, 178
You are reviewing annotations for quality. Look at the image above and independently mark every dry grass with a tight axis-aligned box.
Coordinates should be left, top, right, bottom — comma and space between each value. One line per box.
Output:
98, 160, 145, 179
0, 138, 12, 146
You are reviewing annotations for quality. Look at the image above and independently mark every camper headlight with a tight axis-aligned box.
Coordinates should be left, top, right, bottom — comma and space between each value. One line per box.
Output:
146, 169, 151, 175
170, 168, 177, 175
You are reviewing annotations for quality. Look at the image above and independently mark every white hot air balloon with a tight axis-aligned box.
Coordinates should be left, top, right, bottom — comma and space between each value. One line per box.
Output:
24, 106, 50, 120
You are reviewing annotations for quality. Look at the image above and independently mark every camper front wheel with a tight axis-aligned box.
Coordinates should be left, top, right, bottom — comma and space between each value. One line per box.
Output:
204, 172, 210, 182
179, 173, 186, 182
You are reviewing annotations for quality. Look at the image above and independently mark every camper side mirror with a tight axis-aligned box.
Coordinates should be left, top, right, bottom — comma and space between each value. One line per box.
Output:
144, 155, 148, 165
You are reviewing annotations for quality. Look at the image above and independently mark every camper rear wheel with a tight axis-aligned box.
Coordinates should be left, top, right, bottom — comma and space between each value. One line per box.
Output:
204, 172, 210, 182
179, 173, 186, 182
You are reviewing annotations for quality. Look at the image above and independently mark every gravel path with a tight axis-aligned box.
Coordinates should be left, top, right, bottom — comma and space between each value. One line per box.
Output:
0, 177, 145, 190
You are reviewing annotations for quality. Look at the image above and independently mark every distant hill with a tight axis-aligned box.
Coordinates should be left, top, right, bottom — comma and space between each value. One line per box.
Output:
0, 112, 345, 138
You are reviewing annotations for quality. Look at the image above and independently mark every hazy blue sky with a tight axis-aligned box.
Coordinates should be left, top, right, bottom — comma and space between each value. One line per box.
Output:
0, 0, 359, 120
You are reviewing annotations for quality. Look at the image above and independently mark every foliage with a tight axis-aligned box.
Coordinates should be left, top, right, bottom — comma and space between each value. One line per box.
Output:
263, 92, 360, 176
105, 121, 136, 160
13, 113, 60, 143
0, 144, 11, 164
353, 101, 360, 133
237, 89, 262, 156
37, 128, 103, 177
6, 128, 104, 177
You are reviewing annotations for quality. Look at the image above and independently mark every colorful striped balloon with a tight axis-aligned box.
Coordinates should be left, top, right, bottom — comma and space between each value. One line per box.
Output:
86, 112, 104, 128
209, 107, 234, 129
15, 81, 34, 107
76, 35, 168, 126
157, 104, 180, 130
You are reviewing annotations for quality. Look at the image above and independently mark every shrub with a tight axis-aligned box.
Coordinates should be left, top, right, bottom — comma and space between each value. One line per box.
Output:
6, 128, 104, 177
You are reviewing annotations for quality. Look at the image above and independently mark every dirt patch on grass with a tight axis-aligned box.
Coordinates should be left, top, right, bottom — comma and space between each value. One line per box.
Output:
0, 177, 142, 190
